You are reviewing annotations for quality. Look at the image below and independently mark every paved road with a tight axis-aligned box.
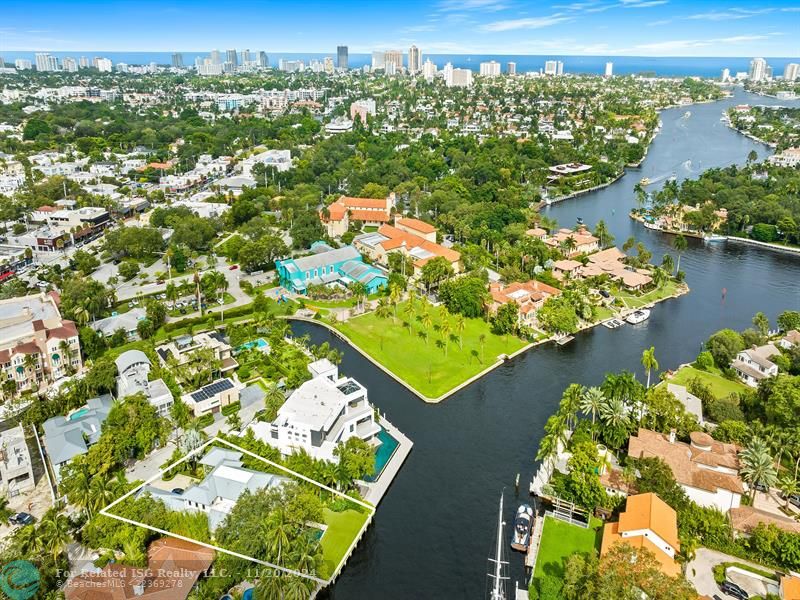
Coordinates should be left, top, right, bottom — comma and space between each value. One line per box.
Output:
687, 548, 780, 599
124, 443, 176, 484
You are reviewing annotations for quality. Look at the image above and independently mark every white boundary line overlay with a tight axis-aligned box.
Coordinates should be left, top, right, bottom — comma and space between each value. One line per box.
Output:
99, 436, 375, 586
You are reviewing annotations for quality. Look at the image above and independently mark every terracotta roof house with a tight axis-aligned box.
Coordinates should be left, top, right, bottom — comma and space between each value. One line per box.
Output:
487, 280, 561, 326
321, 193, 396, 238
65, 538, 214, 600
600, 492, 681, 577
581, 247, 653, 290
354, 222, 461, 276
627, 428, 743, 512
544, 227, 599, 257
729, 506, 800, 537
781, 574, 800, 600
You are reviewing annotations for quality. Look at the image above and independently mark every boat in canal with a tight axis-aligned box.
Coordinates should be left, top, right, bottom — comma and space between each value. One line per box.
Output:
704, 234, 727, 243
639, 177, 651, 186
487, 493, 509, 600
625, 309, 651, 324
510, 504, 534, 552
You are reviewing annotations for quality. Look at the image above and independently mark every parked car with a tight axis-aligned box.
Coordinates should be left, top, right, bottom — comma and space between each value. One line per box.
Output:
753, 481, 769, 493
229, 264, 239, 270
719, 580, 749, 600
8, 512, 35, 526
171, 488, 184, 495
156, 279, 165, 284
599, 289, 611, 298
785, 493, 800, 508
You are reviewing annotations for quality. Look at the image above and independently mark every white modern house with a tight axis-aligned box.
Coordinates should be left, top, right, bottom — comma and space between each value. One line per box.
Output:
181, 377, 241, 417
0, 424, 35, 496
115, 350, 174, 416
249, 359, 380, 463
732, 343, 780, 387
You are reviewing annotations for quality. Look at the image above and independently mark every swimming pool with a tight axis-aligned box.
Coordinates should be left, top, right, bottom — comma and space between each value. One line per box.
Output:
67, 408, 90, 421
237, 338, 270, 352
366, 428, 399, 482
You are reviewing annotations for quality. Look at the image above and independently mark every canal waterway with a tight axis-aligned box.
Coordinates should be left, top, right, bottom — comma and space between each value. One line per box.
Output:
303, 88, 800, 599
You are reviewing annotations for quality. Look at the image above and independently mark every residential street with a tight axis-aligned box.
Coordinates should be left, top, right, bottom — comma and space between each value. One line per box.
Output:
686, 548, 781, 599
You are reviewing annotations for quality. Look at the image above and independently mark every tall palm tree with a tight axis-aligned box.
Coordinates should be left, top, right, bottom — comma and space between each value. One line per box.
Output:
262, 506, 292, 566
779, 475, 799, 510
454, 314, 466, 350
580, 386, 605, 441
740, 437, 778, 501
440, 319, 452, 356
375, 298, 392, 320
661, 254, 674, 275
599, 396, 630, 449
560, 384, 584, 431
673, 233, 688, 274
641, 346, 659, 389
166, 282, 179, 309
40, 512, 71, 563
420, 310, 432, 345
89, 475, 117, 515
407, 286, 417, 309
63, 464, 93, 517
389, 284, 402, 321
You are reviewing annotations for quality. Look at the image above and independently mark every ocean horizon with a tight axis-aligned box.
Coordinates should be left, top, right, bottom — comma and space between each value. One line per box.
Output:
1, 51, 797, 78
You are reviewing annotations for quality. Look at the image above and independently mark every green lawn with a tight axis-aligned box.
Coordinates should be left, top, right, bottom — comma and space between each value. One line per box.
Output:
669, 365, 749, 400
319, 507, 371, 579
334, 300, 527, 398
533, 516, 602, 584
616, 279, 683, 309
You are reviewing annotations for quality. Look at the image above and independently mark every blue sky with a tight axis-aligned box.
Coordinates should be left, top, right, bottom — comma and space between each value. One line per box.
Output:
1, 0, 798, 56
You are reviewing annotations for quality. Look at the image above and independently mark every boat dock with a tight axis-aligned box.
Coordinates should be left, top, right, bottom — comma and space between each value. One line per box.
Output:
360, 416, 413, 506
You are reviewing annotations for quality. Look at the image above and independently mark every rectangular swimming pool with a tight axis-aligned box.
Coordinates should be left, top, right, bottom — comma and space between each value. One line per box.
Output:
366, 427, 399, 482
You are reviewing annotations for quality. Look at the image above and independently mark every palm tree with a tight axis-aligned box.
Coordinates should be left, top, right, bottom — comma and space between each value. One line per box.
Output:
403, 300, 416, 324
580, 387, 605, 440
478, 333, 486, 362
40, 512, 71, 563
740, 437, 778, 501
599, 396, 630, 449
389, 284, 402, 321
407, 286, 417, 309
673, 233, 688, 274
652, 266, 667, 290
420, 310, 432, 345
440, 319, 452, 356
454, 314, 466, 350
375, 298, 392, 320
560, 384, 584, 431
779, 475, 799, 510
641, 346, 659, 389
262, 506, 292, 565
166, 282, 179, 309
63, 464, 93, 517
661, 253, 674, 275
14, 521, 44, 555
89, 475, 117, 515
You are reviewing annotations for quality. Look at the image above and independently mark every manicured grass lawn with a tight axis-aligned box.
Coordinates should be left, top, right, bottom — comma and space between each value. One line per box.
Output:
594, 305, 615, 321
334, 300, 527, 398
669, 365, 748, 400
305, 297, 356, 309
616, 279, 683, 309
533, 516, 602, 583
319, 507, 371, 579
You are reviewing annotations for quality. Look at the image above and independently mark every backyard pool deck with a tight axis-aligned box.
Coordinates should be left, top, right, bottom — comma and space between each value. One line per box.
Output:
361, 416, 413, 506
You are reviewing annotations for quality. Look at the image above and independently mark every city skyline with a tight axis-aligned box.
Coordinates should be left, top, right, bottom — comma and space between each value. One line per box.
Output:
0, 0, 798, 57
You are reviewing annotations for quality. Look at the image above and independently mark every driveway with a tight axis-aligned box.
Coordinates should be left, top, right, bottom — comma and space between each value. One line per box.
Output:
687, 548, 780, 599
124, 443, 176, 484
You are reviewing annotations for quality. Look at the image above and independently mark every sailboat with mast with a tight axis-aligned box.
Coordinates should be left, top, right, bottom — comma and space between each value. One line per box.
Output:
487, 492, 510, 600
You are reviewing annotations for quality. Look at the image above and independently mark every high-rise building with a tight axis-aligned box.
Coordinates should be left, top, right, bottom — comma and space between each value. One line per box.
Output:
258, 51, 268, 67
423, 58, 437, 82
479, 61, 500, 77
785, 63, 800, 82
749, 58, 768, 82
242, 49, 252, 64
605, 62, 613, 77
337, 46, 348, 70
14, 59, 32, 70
450, 68, 473, 88
324, 56, 334, 74
0, 56, 4, 68
279, 59, 305, 73
408, 45, 422, 73
172, 53, 184, 68
79, 56, 89, 69
721, 68, 731, 83
62, 57, 78, 72
35, 52, 53, 72
544, 60, 563, 76
96, 57, 113, 72
116, 63, 129, 73
210, 49, 222, 65
48, 56, 59, 71
226, 49, 238, 67
385, 50, 403, 71
371, 51, 385, 70
507, 61, 516, 75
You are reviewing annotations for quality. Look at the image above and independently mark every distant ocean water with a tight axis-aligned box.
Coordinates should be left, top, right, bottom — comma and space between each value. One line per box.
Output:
1, 51, 797, 78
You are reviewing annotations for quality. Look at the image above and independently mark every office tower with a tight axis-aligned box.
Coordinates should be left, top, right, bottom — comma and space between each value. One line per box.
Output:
48, 56, 59, 71
372, 51, 386, 70
79, 56, 89, 69
242, 49, 252, 63
544, 60, 563, 76
408, 45, 421, 73
337, 45, 348, 70
35, 52, 52, 72
442, 62, 453, 86
14, 59, 32, 70
210, 49, 221, 65
479, 60, 500, 76
172, 53, 184, 68
62, 57, 78, 72
785, 63, 800, 82
226, 49, 238, 67
258, 51, 268, 67
324, 56, 334, 74
0, 56, 4, 68
96, 57, 113, 72
749, 57, 767, 82
721, 68, 730, 83
116, 63, 129, 73
507, 61, 516, 75
385, 50, 403, 71
423, 58, 437, 82
279, 59, 304, 73
605, 62, 613, 77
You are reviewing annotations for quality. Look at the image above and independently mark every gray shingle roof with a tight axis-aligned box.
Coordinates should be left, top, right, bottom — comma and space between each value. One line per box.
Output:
115, 349, 151, 374
290, 246, 360, 272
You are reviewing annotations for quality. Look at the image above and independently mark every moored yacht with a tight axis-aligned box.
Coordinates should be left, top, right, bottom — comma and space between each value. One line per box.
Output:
510, 504, 534, 552
625, 309, 651, 324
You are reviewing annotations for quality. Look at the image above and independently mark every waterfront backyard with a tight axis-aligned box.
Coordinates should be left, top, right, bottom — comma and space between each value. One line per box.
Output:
334, 300, 528, 399
669, 364, 749, 400
532, 516, 603, 587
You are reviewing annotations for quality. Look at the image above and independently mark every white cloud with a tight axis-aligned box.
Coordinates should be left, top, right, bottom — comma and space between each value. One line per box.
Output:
630, 33, 771, 52
687, 8, 773, 21
437, 0, 508, 12
481, 14, 573, 31
621, 0, 668, 7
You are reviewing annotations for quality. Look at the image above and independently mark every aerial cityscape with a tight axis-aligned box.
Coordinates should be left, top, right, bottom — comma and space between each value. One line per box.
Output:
0, 1, 799, 599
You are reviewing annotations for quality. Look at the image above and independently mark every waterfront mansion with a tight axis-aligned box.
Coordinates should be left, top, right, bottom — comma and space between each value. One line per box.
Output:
249, 358, 381, 463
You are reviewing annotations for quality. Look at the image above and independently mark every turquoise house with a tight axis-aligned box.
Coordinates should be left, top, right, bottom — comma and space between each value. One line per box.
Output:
276, 244, 388, 294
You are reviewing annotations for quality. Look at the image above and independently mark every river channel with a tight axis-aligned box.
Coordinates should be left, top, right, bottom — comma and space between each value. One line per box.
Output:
300, 88, 800, 599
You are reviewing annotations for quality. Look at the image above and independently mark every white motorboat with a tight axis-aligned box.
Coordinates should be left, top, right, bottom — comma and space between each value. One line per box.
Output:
625, 309, 651, 325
